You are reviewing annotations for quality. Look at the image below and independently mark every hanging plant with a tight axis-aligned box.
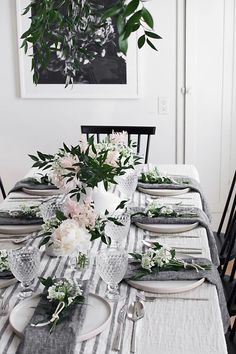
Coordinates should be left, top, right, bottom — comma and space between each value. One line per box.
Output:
21, 0, 161, 86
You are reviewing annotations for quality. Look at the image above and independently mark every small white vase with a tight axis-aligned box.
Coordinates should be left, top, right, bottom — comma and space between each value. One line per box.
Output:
92, 182, 122, 215
45, 242, 63, 257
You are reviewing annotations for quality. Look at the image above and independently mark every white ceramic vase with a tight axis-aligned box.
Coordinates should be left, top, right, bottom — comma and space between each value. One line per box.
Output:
45, 242, 64, 257
92, 182, 122, 215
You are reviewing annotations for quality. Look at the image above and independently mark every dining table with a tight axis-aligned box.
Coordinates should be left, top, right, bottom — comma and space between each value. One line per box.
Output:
0, 164, 228, 354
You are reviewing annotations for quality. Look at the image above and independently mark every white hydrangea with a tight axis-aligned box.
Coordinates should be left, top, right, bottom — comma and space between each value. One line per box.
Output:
154, 246, 172, 267
159, 206, 174, 216
47, 279, 82, 303
141, 245, 173, 271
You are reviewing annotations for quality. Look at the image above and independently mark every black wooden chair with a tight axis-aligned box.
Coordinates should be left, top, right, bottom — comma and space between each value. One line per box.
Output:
214, 170, 236, 267
81, 125, 156, 163
219, 210, 236, 277
0, 176, 6, 199
221, 240, 236, 353
225, 324, 236, 354
223, 277, 236, 353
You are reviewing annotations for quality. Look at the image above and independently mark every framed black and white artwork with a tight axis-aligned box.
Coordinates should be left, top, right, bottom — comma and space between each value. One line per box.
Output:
16, 0, 139, 99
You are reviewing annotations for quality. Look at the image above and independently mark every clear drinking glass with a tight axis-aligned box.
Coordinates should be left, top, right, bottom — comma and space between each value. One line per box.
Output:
68, 251, 90, 273
116, 170, 138, 202
8, 246, 40, 299
96, 247, 128, 302
40, 199, 61, 221
105, 211, 131, 247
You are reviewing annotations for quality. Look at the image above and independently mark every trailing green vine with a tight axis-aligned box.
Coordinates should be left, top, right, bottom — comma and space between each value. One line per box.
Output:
21, 0, 161, 86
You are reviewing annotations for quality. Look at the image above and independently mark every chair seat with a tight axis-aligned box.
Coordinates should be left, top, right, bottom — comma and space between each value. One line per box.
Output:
221, 276, 236, 321
225, 329, 236, 354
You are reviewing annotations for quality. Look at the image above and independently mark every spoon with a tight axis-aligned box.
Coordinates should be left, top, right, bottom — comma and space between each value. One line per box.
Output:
127, 301, 144, 352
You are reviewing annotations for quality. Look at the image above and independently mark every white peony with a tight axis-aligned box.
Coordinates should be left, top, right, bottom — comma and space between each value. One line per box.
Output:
52, 219, 90, 255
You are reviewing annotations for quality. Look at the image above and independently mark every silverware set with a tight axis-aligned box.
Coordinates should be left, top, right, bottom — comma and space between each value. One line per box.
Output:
142, 239, 202, 254
143, 296, 209, 302
144, 231, 199, 239
112, 300, 144, 353
146, 199, 195, 207
112, 288, 207, 352
147, 195, 194, 201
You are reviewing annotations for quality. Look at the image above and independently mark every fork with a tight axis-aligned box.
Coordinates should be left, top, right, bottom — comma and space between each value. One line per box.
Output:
112, 304, 128, 351
0, 290, 9, 316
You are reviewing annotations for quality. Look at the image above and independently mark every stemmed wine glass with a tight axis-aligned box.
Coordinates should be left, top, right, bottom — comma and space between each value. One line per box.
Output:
116, 170, 138, 205
96, 247, 128, 302
8, 246, 40, 299
105, 211, 131, 248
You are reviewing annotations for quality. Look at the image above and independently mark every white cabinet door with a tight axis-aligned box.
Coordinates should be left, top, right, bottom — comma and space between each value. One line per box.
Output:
184, 0, 236, 227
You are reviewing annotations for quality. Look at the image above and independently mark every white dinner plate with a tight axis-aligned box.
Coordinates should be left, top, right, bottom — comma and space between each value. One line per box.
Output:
0, 224, 42, 235
127, 278, 205, 294
22, 188, 61, 196
135, 222, 199, 234
9, 293, 112, 341
138, 186, 190, 197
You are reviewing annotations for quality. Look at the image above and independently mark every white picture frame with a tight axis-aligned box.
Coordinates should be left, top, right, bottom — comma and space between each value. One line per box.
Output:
16, 0, 139, 99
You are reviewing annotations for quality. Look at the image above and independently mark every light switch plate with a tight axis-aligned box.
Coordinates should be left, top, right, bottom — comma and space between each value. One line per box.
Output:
158, 97, 169, 115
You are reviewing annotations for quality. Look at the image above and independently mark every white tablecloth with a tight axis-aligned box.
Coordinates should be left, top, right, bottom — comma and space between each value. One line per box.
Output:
0, 165, 227, 354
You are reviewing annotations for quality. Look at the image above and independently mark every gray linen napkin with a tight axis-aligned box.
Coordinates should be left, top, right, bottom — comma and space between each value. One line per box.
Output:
10, 178, 58, 193
16, 280, 90, 354
0, 271, 14, 279
131, 206, 219, 266
0, 211, 42, 225
124, 258, 230, 333
138, 175, 211, 220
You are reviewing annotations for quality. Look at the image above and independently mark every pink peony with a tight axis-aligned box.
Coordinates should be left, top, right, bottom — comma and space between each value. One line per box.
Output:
110, 131, 128, 145
104, 150, 119, 167
63, 198, 96, 229
52, 219, 90, 255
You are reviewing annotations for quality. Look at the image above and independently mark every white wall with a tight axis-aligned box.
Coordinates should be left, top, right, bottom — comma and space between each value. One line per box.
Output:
0, 0, 177, 193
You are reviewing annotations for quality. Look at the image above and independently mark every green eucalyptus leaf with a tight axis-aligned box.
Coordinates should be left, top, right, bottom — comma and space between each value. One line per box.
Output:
142, 7, 154, 29
28, 154, 39, 162
125, 10, 142, 32
124, 0, 140, 17
145, 31, 162, 39
146, 38, 158, 51
138, 34, 145, 48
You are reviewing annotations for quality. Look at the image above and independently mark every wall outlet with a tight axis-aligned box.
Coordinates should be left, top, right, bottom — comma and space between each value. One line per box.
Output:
158, 97, 169, 115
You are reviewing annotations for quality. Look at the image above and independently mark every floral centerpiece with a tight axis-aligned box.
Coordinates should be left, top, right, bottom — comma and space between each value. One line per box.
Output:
39, 197, 125, 253
31, 277, 84, 332
129, 242, 211, 279
29, 131, 141, 201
